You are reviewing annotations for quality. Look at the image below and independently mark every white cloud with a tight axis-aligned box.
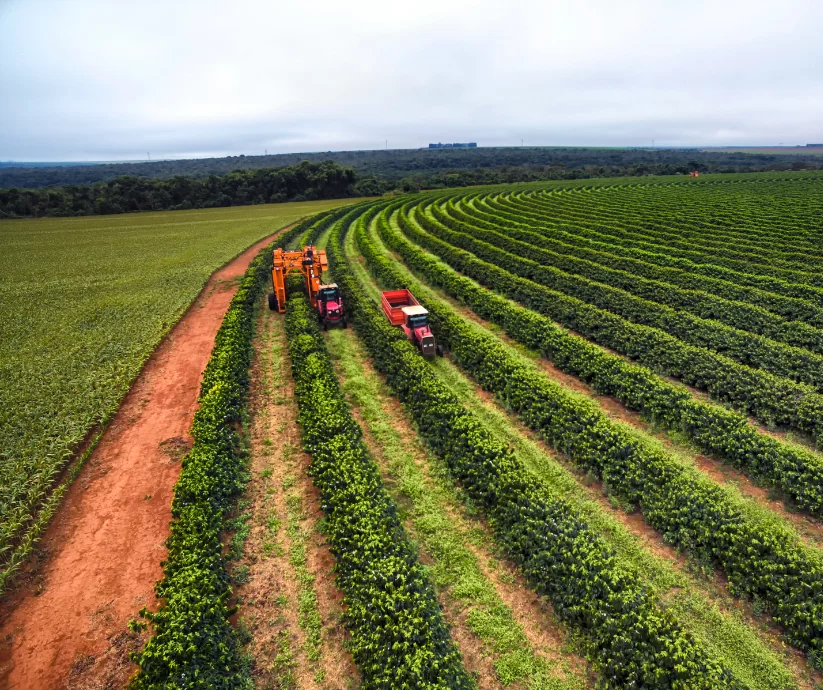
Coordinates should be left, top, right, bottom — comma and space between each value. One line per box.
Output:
1, 0, 821, 160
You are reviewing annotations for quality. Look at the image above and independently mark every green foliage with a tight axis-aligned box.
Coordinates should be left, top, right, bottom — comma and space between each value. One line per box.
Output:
324, 327, 586, 689
475, 190, 823, 314
443, 196, 823, 352
0, 161, 360, 217
381, 204, 823, 517
420, 201, 823, 391
284, 285, 473, 689
0, 199, 351, 594
353, 198, 823, 668
326, 206, 739, 689
395, 197, 823, 448
3, 149, 822, 193
507, 182, 823, 287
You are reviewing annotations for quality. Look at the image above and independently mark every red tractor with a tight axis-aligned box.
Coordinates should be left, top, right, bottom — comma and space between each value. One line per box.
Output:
316, 283, 347, 330
381, 289, 442, 357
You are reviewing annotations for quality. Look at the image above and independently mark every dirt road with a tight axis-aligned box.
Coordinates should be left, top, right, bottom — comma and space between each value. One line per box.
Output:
0, 230, 285, 690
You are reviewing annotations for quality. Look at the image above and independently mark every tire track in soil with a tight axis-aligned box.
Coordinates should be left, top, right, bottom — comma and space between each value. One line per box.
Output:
0, 229, 290, 690
236, 297, 357, 690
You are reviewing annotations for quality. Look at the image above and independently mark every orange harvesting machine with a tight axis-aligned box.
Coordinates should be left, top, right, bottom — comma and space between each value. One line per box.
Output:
268, 245, 327, 313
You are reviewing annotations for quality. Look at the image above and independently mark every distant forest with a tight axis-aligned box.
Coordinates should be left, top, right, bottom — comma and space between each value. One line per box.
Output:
4, 146, 823, 189
2, 147, 822, 218
0, 161, 360, 218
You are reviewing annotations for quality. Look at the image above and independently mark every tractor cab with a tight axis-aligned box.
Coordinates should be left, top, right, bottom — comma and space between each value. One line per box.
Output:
402, 305, 430, 329
401, 305, 436, 357
318, 284, 341, 305
317, 283, 346, 329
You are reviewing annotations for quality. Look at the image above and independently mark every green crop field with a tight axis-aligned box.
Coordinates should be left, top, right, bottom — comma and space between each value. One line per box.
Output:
293, 172, 823, 689
0, 198, 358, 589
8, 173, 823, 689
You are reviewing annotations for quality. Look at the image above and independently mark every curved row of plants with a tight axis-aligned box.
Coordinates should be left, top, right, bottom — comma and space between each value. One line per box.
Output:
127, 212, 340, 688
481, 188, 823, 306
424, 201, 823, 390
374, 204, 823, 518
453, 193, 823, 332
396, 202, 823, 446
493, 190, 823, 304
509, 186, 823, 288
354, 200, 823, 668
284, 237, 472, 688
516, 182, 823, 271
499, 187, 823, 269
529, 181, 823, 254
325, 204, 740, 689
520, 185, 823, 263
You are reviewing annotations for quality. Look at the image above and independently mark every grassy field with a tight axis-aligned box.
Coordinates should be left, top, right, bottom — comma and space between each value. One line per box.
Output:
0, 198, 358, 590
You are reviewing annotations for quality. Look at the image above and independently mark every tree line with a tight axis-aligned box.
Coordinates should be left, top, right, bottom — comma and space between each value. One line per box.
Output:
2, 154, 821, 219
0, 161, 363, 218
3, 146, 823, 189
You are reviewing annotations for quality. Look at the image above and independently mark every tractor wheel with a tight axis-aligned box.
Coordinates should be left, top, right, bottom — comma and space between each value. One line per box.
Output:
323, 319, 328, 331
268, 293, 278, 311
436, 344, 444, 357
342, 316, 348, 329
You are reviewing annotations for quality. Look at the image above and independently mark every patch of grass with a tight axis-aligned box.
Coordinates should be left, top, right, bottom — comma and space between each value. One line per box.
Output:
269, 629, 297, 690
228, 511, 253, 561
232, 564, 251, 586
285, 491, 323, 663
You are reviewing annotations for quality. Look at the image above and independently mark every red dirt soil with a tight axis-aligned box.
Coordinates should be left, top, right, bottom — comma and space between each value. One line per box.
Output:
0, 230, 287, 690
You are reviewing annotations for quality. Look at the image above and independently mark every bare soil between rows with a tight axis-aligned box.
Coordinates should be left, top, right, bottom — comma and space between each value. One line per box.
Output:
0, 229, 288, 690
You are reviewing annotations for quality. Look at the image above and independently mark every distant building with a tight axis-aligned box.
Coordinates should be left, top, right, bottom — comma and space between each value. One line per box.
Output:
428, 142, 478, 149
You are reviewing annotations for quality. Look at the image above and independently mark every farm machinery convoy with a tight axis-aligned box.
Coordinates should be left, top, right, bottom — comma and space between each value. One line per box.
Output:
268, 245, 441, 356
268, 245, 347, 329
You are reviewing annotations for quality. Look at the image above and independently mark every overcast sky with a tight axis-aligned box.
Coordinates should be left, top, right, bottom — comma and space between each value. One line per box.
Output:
1, 0, 821, 161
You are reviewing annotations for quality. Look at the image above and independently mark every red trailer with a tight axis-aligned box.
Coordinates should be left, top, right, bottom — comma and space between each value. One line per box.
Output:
381, 289, 441, 357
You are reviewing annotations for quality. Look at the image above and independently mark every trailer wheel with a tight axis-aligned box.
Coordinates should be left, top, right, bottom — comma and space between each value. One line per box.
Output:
268, 293, 278, 311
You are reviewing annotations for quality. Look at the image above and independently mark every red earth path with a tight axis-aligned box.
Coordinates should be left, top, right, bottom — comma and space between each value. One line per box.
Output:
0, 229, 287, 690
